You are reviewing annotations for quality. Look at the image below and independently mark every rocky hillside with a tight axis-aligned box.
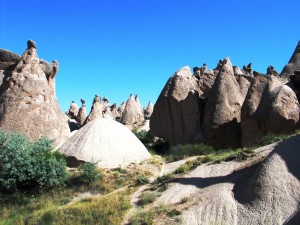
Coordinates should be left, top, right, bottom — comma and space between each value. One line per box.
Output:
151, 41, 300, 148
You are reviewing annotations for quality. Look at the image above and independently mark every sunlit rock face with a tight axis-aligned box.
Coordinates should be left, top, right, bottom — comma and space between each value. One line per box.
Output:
0, 40, 70, 148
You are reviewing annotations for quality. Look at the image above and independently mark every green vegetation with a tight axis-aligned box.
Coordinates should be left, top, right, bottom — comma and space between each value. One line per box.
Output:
138, 191, 157, 206
0, 130, 68, 192
77, 162, 102, 184
132, 129, 155, 144
136, 175, 150, 186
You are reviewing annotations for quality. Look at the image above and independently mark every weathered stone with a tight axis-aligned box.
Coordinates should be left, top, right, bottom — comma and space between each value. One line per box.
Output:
203, 57, 244, 148
144, 101, 154, 119
233, 66, 245, 76
150, 66, 203, 146
76, 99, 87, 127
0, 40, 70, 148
241, 75, 299, 146
121, 94, 144, 125
118, 101, 126, 116
59, 118, 151, 168
84, 95, 103, 125
281, 41, 300, 79
66, 101, 79, 119
135, 94, 143, 113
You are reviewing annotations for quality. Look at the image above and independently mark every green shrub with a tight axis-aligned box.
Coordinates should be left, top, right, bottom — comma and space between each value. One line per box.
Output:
0, 130, 68, 192
130, 210, 154, 225
167, 209, 181, 217
136, 175, 150, 186
174, 164, 189, 174
77, 162, 101, 184
138, 191, 157, 206
132, 130, 154, 144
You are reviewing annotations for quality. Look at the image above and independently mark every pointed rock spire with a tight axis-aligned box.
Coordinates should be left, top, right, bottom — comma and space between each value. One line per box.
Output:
281, 41, 300, 79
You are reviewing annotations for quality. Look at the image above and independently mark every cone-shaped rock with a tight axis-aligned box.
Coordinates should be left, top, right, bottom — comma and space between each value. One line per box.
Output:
150, 66, 203, 146
144, 101, 154, 119
59, 118, 151, 168
84, 95, 103, 125
203, 57, 244, 148
0, 40, 70, 147
281, 41, 300, 79
121, 94, 144, 125
66, 101, 79, 119
135, 94, 143, 113
241, 75, 299, 146
118, 101, 126, 116
77, 99, 87, 127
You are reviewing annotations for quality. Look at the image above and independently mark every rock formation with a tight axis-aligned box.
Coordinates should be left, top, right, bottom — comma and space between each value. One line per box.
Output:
150, 66, 203, 146
84, 95, 103, 125
135, 94, 143, 113
203, 57, 244, 148
144, 101, 154, 119
0, 49, 21, 86
77, 99, 87, 127
0, 40, 70, 147
241, 75, 299, 146
281, 41, 300, 79
59, 118, 151, 168
66, 101, 79, 120
121, 94, 144, 125
118, 101, 126, 116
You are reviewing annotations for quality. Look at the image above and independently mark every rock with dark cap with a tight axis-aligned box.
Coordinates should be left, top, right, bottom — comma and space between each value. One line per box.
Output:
121, 94, 144, 125
27, 40, 36, 49
203, 57, 244, 148
0, 40, 70, 148
76, 99, 87, 127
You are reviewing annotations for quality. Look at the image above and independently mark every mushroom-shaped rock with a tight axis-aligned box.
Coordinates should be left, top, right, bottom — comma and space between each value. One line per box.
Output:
0, 40, 70, 148
77, 99, 87, 127
281, 41, 300, 79
66, 101, 79, 119
59, 118, 151, 168
203, 57, 244, 148
121, 94, 144, 125
241, 75, 299, 146
150, 66, 203, 146
144, 101, 154, 119
84, 95, 103, 125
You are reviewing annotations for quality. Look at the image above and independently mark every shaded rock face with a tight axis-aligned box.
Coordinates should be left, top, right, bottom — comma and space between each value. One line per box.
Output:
66, 101, 79, 120
150, 66, 203, 146
241, 75, 299, 146
0, 40, 70, 147
203, 57, 244, 148
198, 73, 216, 97
281, 41, 300, 79
121, 94, 144, 125
0, 49, 21, 87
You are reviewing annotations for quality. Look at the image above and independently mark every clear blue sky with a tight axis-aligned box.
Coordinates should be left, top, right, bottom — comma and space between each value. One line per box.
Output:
1, 0, 300, 112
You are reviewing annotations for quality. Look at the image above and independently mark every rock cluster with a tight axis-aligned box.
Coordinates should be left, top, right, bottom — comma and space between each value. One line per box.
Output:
0, 40, 70, 148
65, 93, 153, 131
151, 41, 300, 147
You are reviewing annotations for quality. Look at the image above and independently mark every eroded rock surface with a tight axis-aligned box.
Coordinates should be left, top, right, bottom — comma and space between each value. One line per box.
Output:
0, 40, 70, 147
281, 41, 300, 79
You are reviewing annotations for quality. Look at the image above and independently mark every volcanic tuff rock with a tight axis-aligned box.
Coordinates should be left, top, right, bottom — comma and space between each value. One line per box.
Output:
66, 101, 79, 120
76, 99, 87, 127
84, 95, 103, 125
59, 118, 151, 168
121, 94, 144, 125
150, 66, 203, 146
0, 40, 70, 147
203, 57, 244, 148
281, 41, 300, 79
144, 101, 154, 119
241, 75, 299, 146
156, 135, 300, 225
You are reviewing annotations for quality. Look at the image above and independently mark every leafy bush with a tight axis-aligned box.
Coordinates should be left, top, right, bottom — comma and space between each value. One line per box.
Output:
0, 130, 68, 192
132, 130, 154, 144
130, 210, 154, 225
77, 162, 101, 184
136, 175, 150, 186
138, 191, 157, 206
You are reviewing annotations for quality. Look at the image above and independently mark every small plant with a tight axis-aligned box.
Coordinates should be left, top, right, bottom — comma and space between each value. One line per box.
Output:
174, 164, 189, 174
130, 210, 154, 225
132, 130, 154, 144
180, 197, 189, 204
77, 162, 101, 184
138, 191, 157, 206
167, 209, 181, 217
136, 175, 150, 186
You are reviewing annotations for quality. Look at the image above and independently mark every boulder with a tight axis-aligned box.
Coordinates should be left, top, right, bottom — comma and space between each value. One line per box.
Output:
66, 101, 79, 120
281, 41, 300, 79
241, 75, 299, 146
203, 57, 244, 148
121, 94, 144, 125
0, 40, 70, 148
150, 66, 203, 146
59, 118, 151, 168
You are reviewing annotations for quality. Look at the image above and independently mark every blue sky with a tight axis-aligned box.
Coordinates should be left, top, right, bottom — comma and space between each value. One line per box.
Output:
1, 0, 300, 111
